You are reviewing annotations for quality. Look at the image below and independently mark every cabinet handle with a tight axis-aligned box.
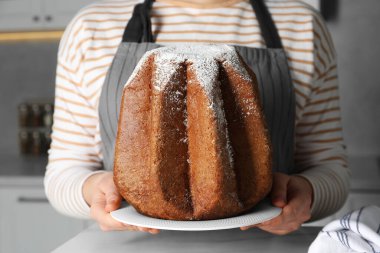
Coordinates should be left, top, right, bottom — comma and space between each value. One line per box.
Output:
18, 197, 49, 203
32, 16, 40, 22
45, 15, 53, 22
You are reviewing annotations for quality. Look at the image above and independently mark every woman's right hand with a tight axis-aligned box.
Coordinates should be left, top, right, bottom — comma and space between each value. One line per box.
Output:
82, 171, 160, 234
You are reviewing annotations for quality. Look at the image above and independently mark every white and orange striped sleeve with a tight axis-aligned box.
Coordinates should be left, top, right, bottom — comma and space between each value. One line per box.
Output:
295, 13, 350, 221
44, 12, 105, 219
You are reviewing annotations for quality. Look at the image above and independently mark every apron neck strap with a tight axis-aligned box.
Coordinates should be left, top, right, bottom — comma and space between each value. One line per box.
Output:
122, 0, 283, 49
249, 0, 283, 49
122, 0, 154, 43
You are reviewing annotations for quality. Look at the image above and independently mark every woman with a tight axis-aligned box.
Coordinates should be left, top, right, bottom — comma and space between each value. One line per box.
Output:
44, 0, 350, 235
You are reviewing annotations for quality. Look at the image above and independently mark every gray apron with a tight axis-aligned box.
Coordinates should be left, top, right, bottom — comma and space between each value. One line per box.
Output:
99, 0, 296, 174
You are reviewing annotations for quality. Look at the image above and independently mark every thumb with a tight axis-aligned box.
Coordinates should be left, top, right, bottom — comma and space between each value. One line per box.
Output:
104, 189, 122, 213
270, 172, 290, 208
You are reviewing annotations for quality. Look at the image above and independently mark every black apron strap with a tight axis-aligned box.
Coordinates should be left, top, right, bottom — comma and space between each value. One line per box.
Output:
249, 0, 283, 49
122, 0, 283, 48
122, 0, 154, 42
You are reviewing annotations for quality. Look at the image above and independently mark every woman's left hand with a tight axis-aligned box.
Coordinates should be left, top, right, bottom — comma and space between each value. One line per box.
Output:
240, 172, 313, 235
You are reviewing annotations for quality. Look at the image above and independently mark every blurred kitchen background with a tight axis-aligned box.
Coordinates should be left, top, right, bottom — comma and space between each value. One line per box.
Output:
0, 0, 379, 252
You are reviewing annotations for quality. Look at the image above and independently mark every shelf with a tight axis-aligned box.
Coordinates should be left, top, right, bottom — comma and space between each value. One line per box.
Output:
0, 30, 63, 42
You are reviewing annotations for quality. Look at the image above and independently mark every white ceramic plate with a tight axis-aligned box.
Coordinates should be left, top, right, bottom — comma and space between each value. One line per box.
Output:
111, 201, 281, 231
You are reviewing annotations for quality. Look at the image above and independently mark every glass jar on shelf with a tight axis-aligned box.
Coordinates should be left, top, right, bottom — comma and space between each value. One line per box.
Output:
31, 131, 42, 155
31, 104, 42, 127
18, 103, 30, 127
43, 103, 54, 128
19, 130, 30, 155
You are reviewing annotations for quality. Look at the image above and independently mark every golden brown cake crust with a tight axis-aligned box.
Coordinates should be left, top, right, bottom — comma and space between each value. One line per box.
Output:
114, 45, 272, 220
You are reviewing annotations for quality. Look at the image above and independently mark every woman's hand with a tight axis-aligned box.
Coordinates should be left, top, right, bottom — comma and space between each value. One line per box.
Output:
240, 172, 313, 235
83, 171, 159, 234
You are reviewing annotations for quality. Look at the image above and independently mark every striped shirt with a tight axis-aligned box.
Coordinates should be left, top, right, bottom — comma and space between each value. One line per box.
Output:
44, 0, 350, 221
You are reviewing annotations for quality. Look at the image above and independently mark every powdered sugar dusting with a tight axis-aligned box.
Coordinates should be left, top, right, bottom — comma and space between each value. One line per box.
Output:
124, 44, 253, 92
209, 80, 235, 170
153, 53, 183, 91
125, 52, 152, 88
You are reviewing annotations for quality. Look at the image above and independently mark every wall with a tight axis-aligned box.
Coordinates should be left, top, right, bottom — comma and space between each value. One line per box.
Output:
328, 0, 380, 156
0, 0, 379, 157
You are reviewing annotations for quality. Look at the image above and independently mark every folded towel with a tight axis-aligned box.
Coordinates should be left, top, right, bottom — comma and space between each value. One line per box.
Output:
309, 205, 380, 253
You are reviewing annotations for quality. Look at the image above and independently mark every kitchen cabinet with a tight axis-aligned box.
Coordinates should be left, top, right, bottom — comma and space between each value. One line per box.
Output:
42, 0, 96, 30
0, 0, 43, 31
0, 183, 89, 253
0, 0, 96, 32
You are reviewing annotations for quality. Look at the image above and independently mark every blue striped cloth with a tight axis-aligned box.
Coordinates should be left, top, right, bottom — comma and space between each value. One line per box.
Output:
309, 205, 380, 253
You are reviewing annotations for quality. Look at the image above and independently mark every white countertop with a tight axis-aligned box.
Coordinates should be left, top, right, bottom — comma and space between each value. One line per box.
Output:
53, 224, 321, 253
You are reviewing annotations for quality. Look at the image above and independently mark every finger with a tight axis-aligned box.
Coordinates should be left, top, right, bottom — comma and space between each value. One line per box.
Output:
103, 209, 159, 233
258, 198, 303, 229
256, 197, 307, 234
145, 228, 160, 234
136, 226, 160, 234
105, 190, 122, 213
240, 225, 256, 231
257, 221, 301, 235
240, 214, 285, 231
270, 173, 290, 208
253, 197, 306, 234
93, 193, 159, 233
100, 223, 139, 232
91, 194, 131, 231
102, 214, 140, 231
259, 212, 286, 228
99, 177, 122, 212
241, 207, 287, 231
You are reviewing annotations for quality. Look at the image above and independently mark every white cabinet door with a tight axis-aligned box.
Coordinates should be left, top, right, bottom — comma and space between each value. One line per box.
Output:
0, 187, 86, 253
42, 0, 96, 29
0, 0, 96, 32
0, 0, 43, 31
